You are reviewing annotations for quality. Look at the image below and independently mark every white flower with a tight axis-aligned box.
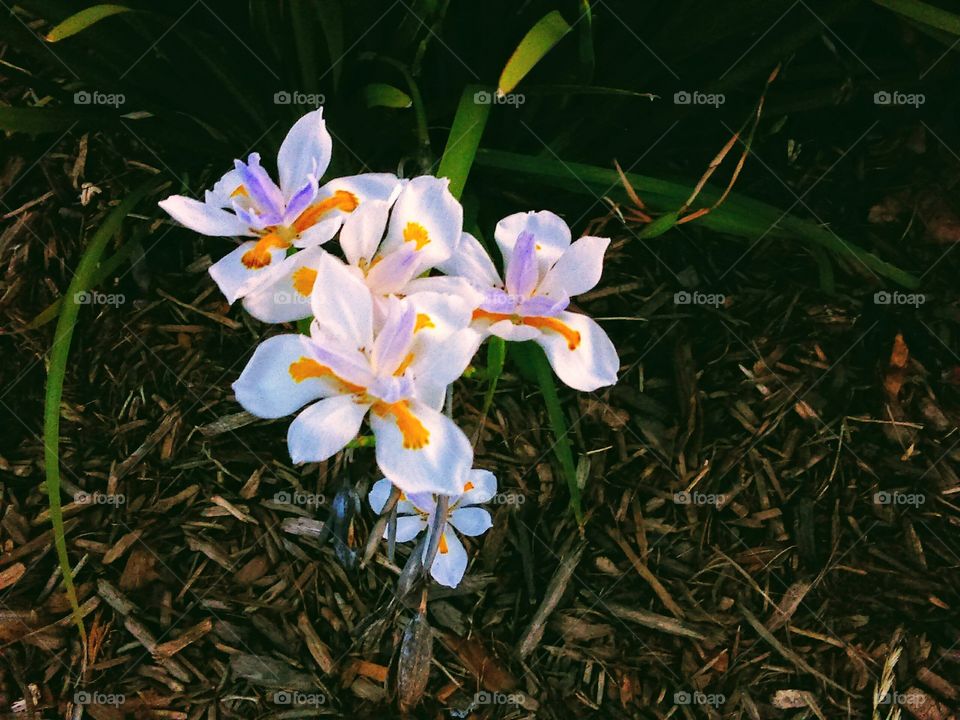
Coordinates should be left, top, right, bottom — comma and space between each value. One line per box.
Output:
158, 108, 401, 313
438, 210, 620, 392
232, 253, 480, 496
368, 471, 496, 587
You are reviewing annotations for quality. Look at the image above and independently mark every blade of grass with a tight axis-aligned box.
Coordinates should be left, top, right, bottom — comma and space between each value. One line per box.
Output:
363, 83, 413, 109
436, 84, 491, 200
513, 342, 582, 523
44, 4, 132, 42
498, 10, 571, 95
27, 233, 144, 328
872, 0, 960, 35
44, 181, 155, 644
475, 149, 919, 288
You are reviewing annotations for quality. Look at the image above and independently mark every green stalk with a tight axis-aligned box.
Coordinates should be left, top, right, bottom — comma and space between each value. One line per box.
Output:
44, 181, 155, 642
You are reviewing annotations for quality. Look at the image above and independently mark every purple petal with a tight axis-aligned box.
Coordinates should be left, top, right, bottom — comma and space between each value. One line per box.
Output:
234, 153, 285, 222
365, 246, 419, 294
372, 300, 416, 375
504, 230, 538, 297
478, 289, 518, 314
283, 176, 319, 226
518, 294, 568, 317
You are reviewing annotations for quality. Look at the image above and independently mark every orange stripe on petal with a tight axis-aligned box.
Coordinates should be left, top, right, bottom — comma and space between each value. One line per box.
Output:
523, 316, 581, 350
463, 481, 474, 492
414, 313, 434, 332
288, 357, 366, 394
372, 400, 430, 450
241, 233, 289, 269
438, 533, 448, 554
403, 222, 430, 250
292, 267, 317, 297
293, 190, 359, 233
230, 185, 248, 198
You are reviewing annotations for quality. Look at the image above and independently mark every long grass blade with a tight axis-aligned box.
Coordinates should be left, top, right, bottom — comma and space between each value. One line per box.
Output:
45, 4, 132, 42
498, 10, 571, 95
436, 84, 491, 200
44, 181, 155, 643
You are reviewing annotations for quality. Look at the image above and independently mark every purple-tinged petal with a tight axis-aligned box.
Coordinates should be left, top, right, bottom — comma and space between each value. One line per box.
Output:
518, 294, 568, 317
234, 153, 285, 220
365, 245, 419, 295
504, 230, 538, 297
478, 289, 518, 314
371, 298, 416, 376
282, 176, 319, 226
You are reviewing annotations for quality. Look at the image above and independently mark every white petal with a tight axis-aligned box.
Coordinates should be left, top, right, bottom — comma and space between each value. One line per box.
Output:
485, 319, 541, 342
209, 241, 288, 304
402, 275, 485, 307
310, 254, 374, 350
536, 311, 620, 392
241, 246, 327, 323
426, 528, 468, 587
494, 210, 571, 276
411, 328, 482, 409
460, 469, 497, 505
368, 478, 394, 513
159, 196, 252, 237
450, 507, 493, 536
291, 173, 402, 248
341, 199, 389, 266
370, 399, 472, 496
435, 232, 502, 288
538, 236, 610, 298
387, 515, 428, 542
287, 395, 369, 464
207, 168, 245, 208
277, 108, 332, 201
232, 334, 333, 418
381, 176, 463, 271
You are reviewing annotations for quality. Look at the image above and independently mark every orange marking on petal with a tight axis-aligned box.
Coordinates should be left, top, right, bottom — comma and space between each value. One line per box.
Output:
230, 185, 248, 198
394, 352, 415, 377
438, 533, 449, 554
414, 313, 435, 332
522, 316, 582, 350
292, 267, 317, 297
293, 190, 359, 233
471, 310, 581, 350
241, 232, 289, 269
288, 357, 366, 394
372, 400, 430, 450
403, 222, 430, 250
463, 481, 474, 492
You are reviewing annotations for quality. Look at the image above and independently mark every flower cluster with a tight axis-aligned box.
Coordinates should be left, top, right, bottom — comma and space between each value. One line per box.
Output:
160, 109, 619, 586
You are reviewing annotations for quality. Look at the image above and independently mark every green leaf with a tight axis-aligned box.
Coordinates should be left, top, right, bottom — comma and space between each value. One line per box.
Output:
475, 149, 920, 288
638, 211, 680, 239
45, 4, 133, 42
363, 82, 413, 109
513, 342, 582, 522
44, 180, 155, 643
0, 107, 80, 134
436, 84, 491, 200
498, 10, 571, 95
480, 337, 506, 418
872, 0, 960, 35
